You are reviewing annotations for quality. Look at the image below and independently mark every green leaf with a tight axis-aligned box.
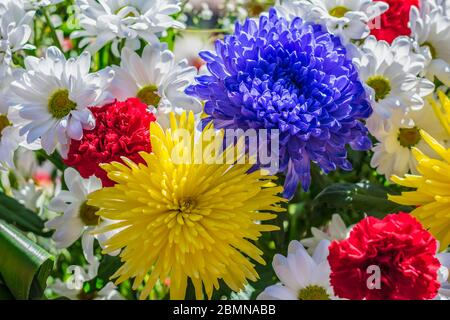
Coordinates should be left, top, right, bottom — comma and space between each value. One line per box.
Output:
97, 255, 122, 281
311, 181, 413, 224
0, 276, 14, 300
0, 191, 50, 237
0, 220, 54, 299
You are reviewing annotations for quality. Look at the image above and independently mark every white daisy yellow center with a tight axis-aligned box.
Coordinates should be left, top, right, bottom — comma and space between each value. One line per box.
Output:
367, 76, 391, 102
0, 114, 11, 139
298, 285, 330, 300
398, 127, 421, 148
137, 85, 161, 107
329, 6, 349, 18
48, 89, 77, 119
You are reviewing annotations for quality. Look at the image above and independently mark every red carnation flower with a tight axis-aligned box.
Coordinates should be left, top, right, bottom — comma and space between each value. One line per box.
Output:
328, 213, 441, 300
371, 0, 418, 43
65, 98, 156, 186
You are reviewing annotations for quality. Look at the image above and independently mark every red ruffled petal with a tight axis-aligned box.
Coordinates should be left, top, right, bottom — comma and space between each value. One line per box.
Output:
371, 0, 419, 43
328, 213, 441, 300
65, 98, 156, 186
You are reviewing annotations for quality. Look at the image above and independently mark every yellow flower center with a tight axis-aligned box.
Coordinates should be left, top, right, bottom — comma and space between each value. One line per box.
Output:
298, 285, 330, 300
367, 76, 391, 102
245, 2, 267, 16
178, 198, 197, 214
48, 89, 77, 119
423, 42, 437, 59
0, 114, 11, 139
137, 85, 161, 107
329, 6, 349, 18
79, 201, 100, 226
398, 127, 421, 148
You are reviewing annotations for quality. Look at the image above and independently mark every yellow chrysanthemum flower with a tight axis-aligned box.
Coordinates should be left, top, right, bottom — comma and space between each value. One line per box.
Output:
388, 131, 450, 249
87, 111, 285, 300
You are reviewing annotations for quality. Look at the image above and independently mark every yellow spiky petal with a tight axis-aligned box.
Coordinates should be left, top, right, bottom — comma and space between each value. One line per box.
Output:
88, 111, 285, 300
430, 91, 450, 136
389, 129, 450, 249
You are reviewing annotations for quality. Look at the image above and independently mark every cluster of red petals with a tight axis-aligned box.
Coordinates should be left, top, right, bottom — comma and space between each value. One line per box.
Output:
371, 0, 419, 43
328, 213, 441, 300
65, 98, 156, 186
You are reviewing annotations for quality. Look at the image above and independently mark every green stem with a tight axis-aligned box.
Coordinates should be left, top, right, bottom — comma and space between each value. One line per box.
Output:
42, 8, 62, 51
33, 18, 38, 49
35, 150, 68, 190
35, 150, 67, 173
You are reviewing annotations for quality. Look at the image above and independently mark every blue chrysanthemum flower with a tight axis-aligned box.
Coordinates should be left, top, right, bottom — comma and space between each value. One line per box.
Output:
186, 9, 372, 199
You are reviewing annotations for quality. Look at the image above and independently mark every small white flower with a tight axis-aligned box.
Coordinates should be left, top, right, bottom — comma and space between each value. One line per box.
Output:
301, 214, 351, 254
0, 0, 35, 74
257, 240, 335, 300
199, 3, 213, 20
369, 105, 449, 179
10, 46, 114, 156
49, 244, 123, 300
276, 0, 388, 42
45, 168, 103, 249
12, 181, 44, 212
410, 0, 450, 87
354, 36, 435, 118
173, 30, 214, 66
109, 42, 202, 128
0, 1, 35, 48
72, 0, 185, 56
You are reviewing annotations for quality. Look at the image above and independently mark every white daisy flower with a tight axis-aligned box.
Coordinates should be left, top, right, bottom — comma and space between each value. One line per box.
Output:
0, 0, 35, 54
257, 240, 335, 300
368, 105, 449, 179
276, 0, 388, 42
49, 243, 123, 300
10, 46, 114, 156
0, 0, 35, 78
45, 167, 120, 257
410, 0, 450, 87
354, 36, 435, 118
301, 214, 352, 254
71, 0, 185, 56
109, 42, 202, 128
45, 167, 103, 249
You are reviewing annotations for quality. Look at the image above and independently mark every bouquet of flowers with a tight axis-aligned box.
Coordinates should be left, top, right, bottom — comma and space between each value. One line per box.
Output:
1, 0, 450, 301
